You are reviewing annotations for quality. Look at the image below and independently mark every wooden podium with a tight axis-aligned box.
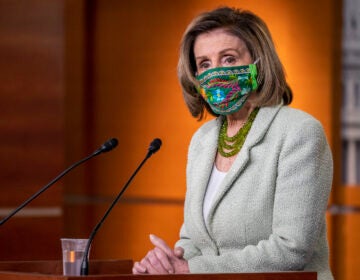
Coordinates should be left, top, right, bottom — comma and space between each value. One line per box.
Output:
0, 260, 317, 280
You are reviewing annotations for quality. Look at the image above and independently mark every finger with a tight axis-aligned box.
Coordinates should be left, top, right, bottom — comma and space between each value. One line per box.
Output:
154, 247, 174, 273
132, 261, 147, 274
145, 250, 168, 274
149, 234, 175, 257
140, 257, 160, 274
174, 246, 184, 258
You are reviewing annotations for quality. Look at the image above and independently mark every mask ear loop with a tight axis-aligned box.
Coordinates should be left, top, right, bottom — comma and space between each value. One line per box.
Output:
253, 58, 260, 64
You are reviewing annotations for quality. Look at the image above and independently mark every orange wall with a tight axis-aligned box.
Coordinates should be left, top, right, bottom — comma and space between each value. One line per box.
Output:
0, 0, 353, 279
63, 0, 342, 268
87, 0, 341, 201
0, 0, 343, 273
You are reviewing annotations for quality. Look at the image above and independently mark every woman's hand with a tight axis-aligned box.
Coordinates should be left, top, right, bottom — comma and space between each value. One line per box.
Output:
132, 234, 189, 274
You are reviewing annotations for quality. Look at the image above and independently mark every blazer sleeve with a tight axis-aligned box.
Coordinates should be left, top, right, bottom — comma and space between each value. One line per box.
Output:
174, 129, 203, 260
186, 117, 333, 272
175, 223, 202, 260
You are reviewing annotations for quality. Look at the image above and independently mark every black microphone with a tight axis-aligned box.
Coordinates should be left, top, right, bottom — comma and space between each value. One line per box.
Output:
147, 138, 162, 157
80, 138, 162, 276
94, 138, 119, 155
0, 138, 119, 226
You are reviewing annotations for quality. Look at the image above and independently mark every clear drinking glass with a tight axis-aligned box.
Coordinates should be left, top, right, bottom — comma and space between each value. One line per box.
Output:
61, 238, 89, 276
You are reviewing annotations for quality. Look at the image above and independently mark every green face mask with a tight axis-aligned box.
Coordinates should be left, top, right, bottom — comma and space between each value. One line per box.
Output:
196, 63, 258, 115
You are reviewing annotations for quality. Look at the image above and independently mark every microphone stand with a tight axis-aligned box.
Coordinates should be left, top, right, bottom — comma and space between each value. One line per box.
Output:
0, 138, 118, 226
1, 152, 98, 226
80, 140, 161, 276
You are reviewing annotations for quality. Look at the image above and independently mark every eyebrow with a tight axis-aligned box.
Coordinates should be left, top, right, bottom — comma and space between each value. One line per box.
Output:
195, 48, 241, 61
219, 48, 241, 55
195, 55, 207, 61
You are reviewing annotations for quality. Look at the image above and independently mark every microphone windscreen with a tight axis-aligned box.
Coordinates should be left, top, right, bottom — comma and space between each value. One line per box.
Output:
101, 138, 119, 153
148, 138, 162, 154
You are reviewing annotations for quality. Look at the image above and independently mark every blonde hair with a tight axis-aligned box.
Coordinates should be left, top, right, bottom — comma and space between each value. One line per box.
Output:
178, 7, 292, 120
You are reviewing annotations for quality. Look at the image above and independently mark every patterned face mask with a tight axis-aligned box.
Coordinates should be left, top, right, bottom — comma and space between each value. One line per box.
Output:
196, 62, 258, 115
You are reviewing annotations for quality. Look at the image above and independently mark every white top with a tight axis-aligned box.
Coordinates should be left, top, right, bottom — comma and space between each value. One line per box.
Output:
203, 164, 227, 221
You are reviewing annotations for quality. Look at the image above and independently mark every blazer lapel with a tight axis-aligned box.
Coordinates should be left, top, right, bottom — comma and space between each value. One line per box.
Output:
207, 105, 283, 219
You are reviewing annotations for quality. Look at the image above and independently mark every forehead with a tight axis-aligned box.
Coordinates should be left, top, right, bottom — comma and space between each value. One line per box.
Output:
193, 28, 247, 56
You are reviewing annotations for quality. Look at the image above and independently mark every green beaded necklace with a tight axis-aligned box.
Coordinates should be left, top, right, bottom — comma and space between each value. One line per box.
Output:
218, 108, 259, 157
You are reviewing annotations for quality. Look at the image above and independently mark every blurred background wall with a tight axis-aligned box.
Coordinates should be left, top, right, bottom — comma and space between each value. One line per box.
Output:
1, 0, 358, 280
0, 0, 64, 259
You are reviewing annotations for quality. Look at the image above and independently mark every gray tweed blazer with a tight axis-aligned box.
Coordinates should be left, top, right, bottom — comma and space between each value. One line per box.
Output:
176, 104, 334, 280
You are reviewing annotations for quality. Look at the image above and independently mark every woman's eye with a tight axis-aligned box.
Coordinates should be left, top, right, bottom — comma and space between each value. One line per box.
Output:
198, 61, 210, 70
223, 56, 236, 64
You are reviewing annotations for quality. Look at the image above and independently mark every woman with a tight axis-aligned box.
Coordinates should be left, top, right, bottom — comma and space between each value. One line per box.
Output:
133, 7, 333, 280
